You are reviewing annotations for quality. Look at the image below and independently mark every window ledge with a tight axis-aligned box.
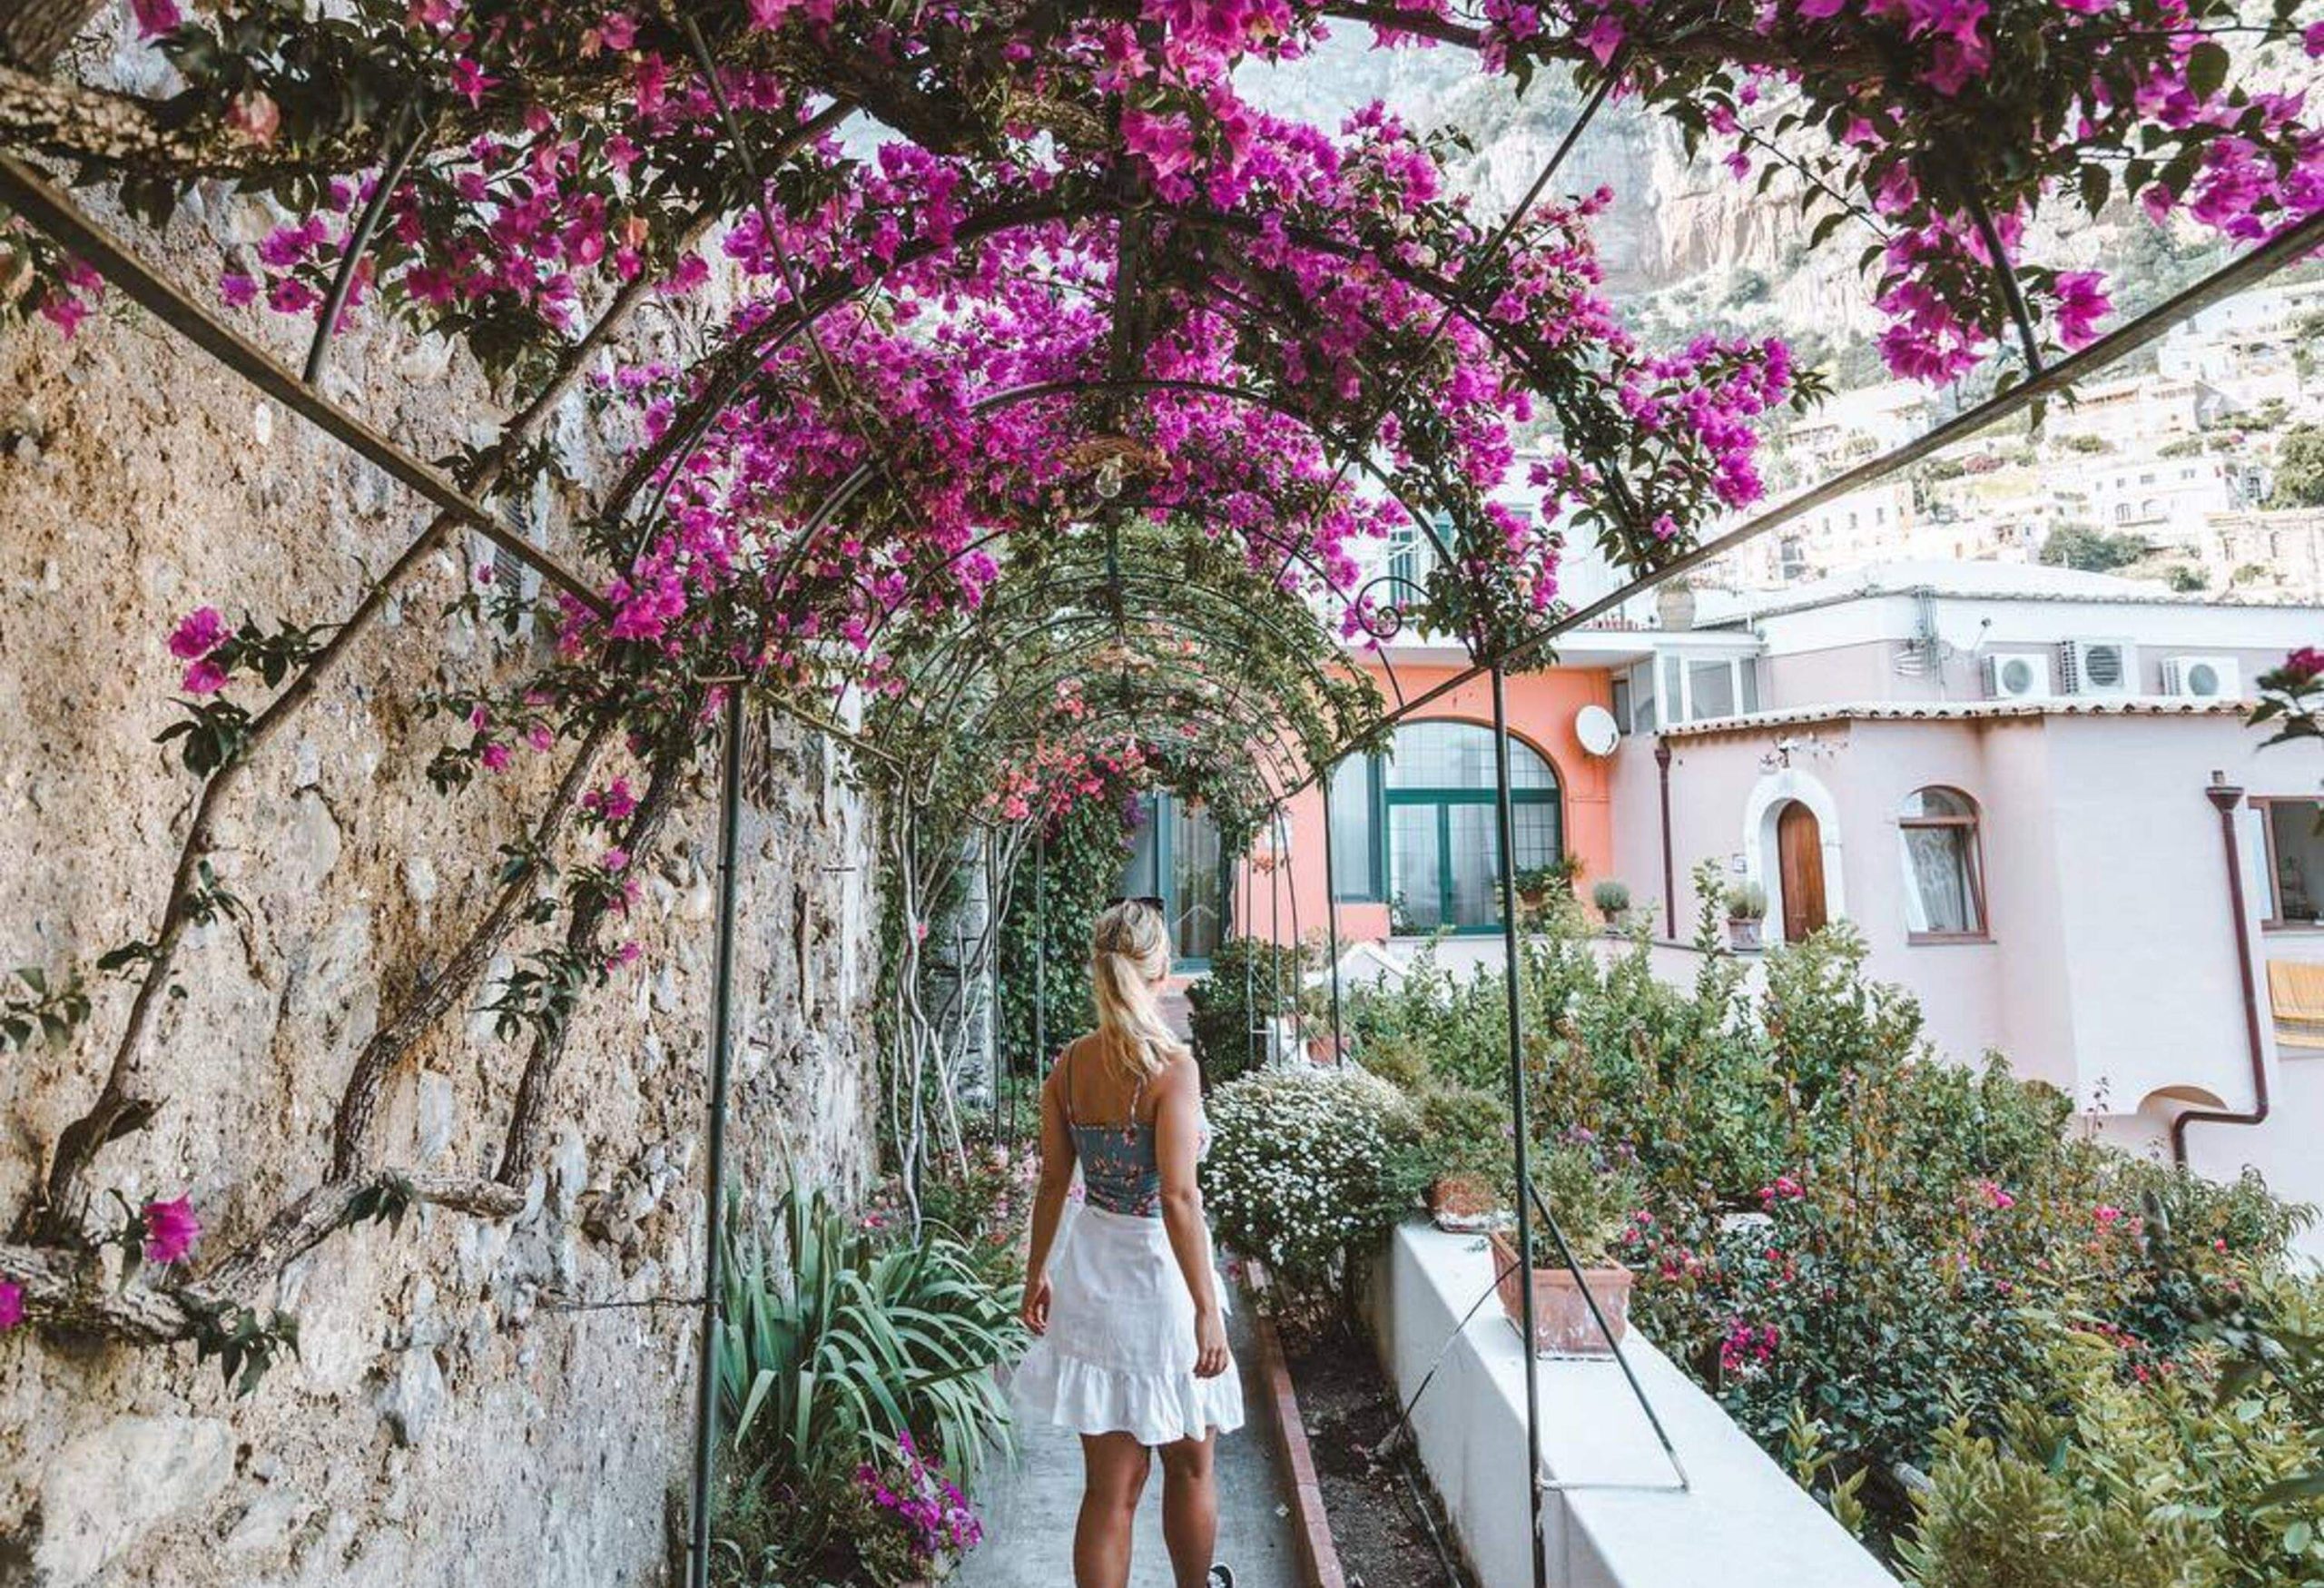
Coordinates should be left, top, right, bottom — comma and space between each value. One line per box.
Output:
1907, 932, 1994, 946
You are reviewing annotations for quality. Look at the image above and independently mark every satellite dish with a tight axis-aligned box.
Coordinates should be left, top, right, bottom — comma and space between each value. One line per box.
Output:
1576, 705, 1621, 757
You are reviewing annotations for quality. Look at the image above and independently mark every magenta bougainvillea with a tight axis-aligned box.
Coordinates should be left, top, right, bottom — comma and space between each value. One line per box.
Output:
3, 1, 2299, 827
139, 1196, 202, 1267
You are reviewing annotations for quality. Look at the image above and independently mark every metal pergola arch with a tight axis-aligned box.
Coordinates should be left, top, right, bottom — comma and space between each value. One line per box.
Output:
874, 568, 1371, 765
5, 22, 2319, 1583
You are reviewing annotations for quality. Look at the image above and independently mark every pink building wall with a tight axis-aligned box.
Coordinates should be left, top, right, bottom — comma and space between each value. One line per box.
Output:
1235, 659, 1621, 948
1624, 705, 2324, 1244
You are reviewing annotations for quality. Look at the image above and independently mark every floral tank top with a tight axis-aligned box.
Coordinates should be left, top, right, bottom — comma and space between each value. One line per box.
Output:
1059, 1039, 1206, 1218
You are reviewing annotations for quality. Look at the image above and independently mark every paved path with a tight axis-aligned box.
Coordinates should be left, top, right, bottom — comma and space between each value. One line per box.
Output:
958, 1294, 1302, 1588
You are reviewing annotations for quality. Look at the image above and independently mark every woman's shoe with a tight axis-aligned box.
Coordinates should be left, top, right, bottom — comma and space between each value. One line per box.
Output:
1206, 1569, 1236, 1587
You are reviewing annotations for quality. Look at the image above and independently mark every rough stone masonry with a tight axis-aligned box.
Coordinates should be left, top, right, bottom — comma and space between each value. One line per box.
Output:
0, 33, 881, 1584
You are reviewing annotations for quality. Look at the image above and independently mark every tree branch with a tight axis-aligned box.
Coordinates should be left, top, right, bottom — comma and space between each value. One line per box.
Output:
493, 746, 692, 1184
329, 719, 614, 1179
1, 1170, 522, 1345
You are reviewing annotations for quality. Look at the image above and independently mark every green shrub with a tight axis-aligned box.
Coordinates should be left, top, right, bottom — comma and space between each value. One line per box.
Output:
1900, 1324, 2324, 1588
1384, 1080, 1514, 1215
1201, 1064, 1416, 1321
1334, 902, 2324, 1571
996, 799, 1133, 1080
1186, 933, 1313, 1086
711, 1185, 1022, 1585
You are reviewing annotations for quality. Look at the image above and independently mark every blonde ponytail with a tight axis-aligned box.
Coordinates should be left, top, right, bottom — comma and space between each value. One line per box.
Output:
1090, 900, 1190, 1078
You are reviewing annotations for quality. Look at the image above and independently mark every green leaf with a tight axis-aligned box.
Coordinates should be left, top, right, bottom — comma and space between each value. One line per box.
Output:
2186, 41, 2230, 103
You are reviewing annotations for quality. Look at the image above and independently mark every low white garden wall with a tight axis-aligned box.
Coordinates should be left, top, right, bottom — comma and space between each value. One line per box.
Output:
1364, 1223, 1894, 1588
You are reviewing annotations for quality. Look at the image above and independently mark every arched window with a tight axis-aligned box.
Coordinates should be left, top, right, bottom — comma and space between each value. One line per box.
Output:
1899, 786, 1986, 941
1350, 721, 1562, 934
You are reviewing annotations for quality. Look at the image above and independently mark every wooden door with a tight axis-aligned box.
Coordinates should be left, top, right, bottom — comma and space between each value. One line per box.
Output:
1777, 803, 1827, 942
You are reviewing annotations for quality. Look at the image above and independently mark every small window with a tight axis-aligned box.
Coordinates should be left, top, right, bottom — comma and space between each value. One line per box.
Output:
1900, 786, 1987, 940
1630, 660, 1659, 733
1689, 657, 1737, 720
1610, 676, 1633, 735
2262, 798, 2324, 927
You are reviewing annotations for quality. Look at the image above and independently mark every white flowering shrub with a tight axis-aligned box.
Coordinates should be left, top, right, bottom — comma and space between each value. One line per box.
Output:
1202, 1064, 1418, 1310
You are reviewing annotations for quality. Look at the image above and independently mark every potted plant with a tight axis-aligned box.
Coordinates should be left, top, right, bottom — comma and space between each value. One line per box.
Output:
1655, 576, 1698, 632
1724, 879, 1768, 951
1590, 879, 1631, 933
1408, 1085, 1513, 1233
1512, 853, 1582, 913
1490, 1140, 1642, 1356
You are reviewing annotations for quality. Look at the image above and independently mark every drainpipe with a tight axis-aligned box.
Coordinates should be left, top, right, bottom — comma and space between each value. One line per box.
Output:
2171, 776, 2270, 1166
1655, 738, 1676, 940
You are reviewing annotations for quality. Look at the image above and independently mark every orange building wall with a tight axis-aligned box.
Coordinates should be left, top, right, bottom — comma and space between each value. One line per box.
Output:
1231, 661, 1620, 949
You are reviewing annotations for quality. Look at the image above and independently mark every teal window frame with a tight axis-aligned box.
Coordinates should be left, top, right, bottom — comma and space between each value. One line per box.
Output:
1384, 784, 1563, 936
1333, 721, 1565, 935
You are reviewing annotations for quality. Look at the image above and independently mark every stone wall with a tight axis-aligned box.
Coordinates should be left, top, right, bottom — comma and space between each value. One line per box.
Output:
0, 120, 881, 1588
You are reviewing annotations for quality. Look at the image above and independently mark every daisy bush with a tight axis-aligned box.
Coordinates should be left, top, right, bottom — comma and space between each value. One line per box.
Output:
1201, 1063, 1417, 1319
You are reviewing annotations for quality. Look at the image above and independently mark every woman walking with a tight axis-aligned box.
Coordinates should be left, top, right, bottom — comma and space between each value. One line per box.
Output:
1014, 900, 1243, 1588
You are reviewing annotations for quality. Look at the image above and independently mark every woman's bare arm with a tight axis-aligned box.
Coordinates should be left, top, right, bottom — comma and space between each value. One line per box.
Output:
1155, 1060, 1229, 1376
1021, 1064, 1076, 1335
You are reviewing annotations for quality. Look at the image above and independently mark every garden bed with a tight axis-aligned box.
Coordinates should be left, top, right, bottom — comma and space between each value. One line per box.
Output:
1282, 1322, 1472, 1588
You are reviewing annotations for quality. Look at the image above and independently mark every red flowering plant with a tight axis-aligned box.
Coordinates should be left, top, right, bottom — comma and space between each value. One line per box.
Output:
2251, 645, 2324, 748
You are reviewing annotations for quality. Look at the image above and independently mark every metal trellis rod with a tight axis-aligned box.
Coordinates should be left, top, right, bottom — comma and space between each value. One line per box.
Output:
1243, 850, 1261, 1072
1523, 1175, 1689, 1495
1268, 823, 1285, 1060
1027, 826, 1044, 1149
0, 155, 610, 617
686, 683, 750, 1588
1321, 760, 1344, 1065
1276, 804, 1311, 1061
1490, 664, 1550, 1588
987, 827, 1003, 1143
303, 102, 428, 388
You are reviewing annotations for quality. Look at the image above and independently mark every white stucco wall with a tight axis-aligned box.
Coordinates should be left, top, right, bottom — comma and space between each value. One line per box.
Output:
1364, 1224, 1894, 1588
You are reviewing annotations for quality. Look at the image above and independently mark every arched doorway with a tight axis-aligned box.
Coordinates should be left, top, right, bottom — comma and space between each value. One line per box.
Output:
1777, 801, 1829, 942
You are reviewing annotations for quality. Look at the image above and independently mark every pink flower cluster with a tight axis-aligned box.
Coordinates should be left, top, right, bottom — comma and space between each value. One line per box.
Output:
167, 607, 231, 695
142, 1195, 201, 1266
859, 1432, 983, 1564
1718, 1317, 1779, 1376
1757, 1173, 1805, 1208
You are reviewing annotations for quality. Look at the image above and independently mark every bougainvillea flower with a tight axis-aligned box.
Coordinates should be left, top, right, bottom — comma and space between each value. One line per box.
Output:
141, 1197, 201, 1266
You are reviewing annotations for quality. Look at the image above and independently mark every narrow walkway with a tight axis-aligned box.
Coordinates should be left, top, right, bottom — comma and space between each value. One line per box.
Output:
960, 1292, 1304, 1588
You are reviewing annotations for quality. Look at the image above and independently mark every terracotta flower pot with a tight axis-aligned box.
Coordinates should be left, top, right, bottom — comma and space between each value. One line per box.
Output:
1489, 1228, 1635, 1356
1727, 916, 1763, 951
1428, 1172, 1502, 1233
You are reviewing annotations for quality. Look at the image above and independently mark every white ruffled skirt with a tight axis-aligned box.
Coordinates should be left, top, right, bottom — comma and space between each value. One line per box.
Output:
1013, 1204, 1246, 1446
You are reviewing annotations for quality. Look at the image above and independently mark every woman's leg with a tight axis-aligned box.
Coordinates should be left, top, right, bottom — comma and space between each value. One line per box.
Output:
1076, 1432, 1151, 1588
1157, 1430, 1218, 1588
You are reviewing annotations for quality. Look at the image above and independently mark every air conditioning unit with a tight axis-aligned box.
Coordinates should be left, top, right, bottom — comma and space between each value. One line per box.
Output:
1982, 652, 2052, 701
2058, 638, 2139, 696
2162, 655, 2243, 700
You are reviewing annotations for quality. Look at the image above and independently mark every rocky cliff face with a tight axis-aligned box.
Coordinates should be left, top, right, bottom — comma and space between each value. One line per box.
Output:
0, 91, 880, 1588
1246, 40, 1883, 334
